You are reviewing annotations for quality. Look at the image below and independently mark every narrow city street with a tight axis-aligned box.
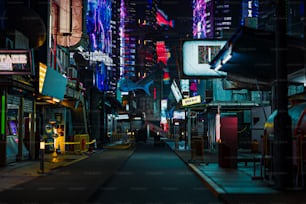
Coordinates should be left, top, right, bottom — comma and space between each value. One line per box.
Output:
0, 140, 224, 204
89, 141, 223, 204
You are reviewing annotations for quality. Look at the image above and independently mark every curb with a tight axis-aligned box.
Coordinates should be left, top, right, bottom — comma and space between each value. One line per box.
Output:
188, 163, 226, 197
45, 153, 91, 172
164, 142, 225, 198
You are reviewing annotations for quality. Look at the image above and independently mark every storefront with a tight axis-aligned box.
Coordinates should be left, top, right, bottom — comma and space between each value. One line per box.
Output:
0, 82, 36, 165
37, 63, 88, 154
0, 49, 36, 166
6, 93, 35, 163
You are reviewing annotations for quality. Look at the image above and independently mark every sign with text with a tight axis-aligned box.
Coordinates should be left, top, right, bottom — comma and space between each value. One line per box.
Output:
182, 40, 226, 78
0, 50, 34, 75
78, 50, 113, 66
182, 95, 201, 106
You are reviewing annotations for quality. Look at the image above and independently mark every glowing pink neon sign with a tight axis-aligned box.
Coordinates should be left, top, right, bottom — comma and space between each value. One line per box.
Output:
156, 9, 174, 28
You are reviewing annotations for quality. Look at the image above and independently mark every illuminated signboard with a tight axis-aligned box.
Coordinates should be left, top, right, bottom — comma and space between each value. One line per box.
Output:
77, 50, 113, 66
0, 50, 34, 75
156, 41, 171, 84
116, 114, 129, 120
173, 111, 186, 120
156, 41, 170, 65
193, 0, 208, 38
156, 9, 174, 27
86, 0, 112, 91
180, 79, 190, 98
242, 0, 259, 28
182, 40, 227, 78
39, 62, 47, 94
171, 80, 182, 103
161, 99, 168, 123
182, 95, 201, 106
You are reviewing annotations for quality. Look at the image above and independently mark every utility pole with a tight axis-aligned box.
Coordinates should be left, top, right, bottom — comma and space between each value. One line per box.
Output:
273, 0, 293, 189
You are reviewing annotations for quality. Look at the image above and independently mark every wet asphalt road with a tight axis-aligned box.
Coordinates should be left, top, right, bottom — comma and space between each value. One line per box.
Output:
89, 142, 223, 204
0, 141, 223, 204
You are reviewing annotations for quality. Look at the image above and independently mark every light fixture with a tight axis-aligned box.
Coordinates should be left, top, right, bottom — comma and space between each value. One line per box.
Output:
215, 61, 222, 71
222, 54, 232, 64
52, 98, 60, 103
48, 119, 56, 125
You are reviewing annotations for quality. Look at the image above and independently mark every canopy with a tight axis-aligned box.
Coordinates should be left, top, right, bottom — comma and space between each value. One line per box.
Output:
210, 26, 305, 90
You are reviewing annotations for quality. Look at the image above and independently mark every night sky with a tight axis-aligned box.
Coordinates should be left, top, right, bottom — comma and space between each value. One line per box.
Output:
158, 0, 193, 37
134, 0, 193, 38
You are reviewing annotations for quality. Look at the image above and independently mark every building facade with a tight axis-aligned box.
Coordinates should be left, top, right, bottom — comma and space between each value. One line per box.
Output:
0, 0, 123, 166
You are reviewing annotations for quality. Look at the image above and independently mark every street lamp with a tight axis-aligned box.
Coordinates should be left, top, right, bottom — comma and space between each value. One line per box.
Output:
39, 140, 45, 173
47, 120, 59, 162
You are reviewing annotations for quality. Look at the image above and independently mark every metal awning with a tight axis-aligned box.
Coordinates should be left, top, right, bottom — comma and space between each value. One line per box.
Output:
210, 26, 305, 90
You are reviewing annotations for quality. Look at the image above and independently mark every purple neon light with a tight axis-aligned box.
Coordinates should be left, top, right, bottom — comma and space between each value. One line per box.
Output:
86, 0, 112, 91
193, 0, 207, 39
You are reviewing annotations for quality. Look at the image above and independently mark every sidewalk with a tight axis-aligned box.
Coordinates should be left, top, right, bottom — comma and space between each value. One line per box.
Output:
0, 141, 131, 193
164, 139, 306, 204
0, 151, 90, 192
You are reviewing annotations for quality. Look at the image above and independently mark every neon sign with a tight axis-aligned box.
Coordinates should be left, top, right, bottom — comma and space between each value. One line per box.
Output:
86, 0, 112, 91
193, 0, 207, 39
156, 9, 174, 27
156, 41, 171, 84
78, 50, 113, 66
0, 50, 34, 75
